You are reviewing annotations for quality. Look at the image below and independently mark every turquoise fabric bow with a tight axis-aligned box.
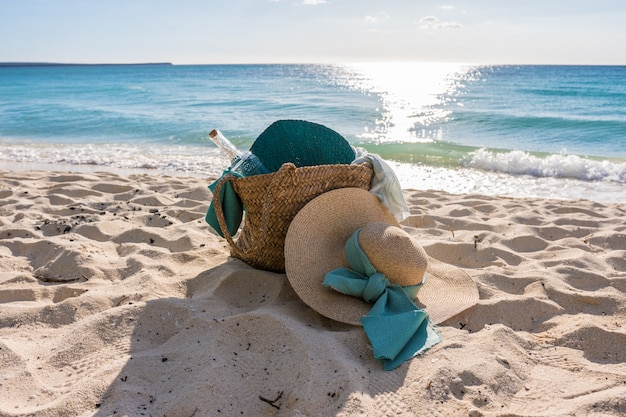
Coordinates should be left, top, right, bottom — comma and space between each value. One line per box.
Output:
323, 229, 441, 371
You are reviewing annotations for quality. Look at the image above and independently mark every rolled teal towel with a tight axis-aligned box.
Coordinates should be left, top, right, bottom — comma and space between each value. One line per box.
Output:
205, 171, 244, 238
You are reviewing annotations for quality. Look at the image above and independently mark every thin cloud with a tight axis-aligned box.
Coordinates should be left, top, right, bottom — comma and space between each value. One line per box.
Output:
439, 21, 463, 29
364, 15, 379, 24
302, 0, 327, 5
364, 11, 390, 24
418, 15, 463, 30
419, 16, 439, 25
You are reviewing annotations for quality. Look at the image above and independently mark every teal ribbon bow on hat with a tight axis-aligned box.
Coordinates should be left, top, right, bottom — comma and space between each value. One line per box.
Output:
323, 229, 442, 371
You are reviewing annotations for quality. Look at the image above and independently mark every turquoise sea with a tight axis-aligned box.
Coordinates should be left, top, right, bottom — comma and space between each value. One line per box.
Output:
1, 63, 625, 203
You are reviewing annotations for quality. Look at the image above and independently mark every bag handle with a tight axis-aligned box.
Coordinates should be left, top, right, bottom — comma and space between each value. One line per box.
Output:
213, 164, 296, 261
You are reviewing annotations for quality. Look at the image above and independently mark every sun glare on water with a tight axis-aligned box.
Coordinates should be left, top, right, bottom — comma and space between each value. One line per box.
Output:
340, 62, 475, 143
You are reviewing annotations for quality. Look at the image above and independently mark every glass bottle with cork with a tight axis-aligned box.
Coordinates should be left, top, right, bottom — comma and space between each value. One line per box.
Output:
209, 129, 269, 176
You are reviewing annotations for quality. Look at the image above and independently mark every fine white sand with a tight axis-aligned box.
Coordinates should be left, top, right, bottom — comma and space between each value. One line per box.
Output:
0, 169, 625, 417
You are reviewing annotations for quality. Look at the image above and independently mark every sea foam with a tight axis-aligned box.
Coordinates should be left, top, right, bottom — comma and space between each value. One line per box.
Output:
465, 149, 626, 183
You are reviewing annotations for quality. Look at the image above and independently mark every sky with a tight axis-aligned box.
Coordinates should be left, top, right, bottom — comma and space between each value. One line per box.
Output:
1, 0, 625, 65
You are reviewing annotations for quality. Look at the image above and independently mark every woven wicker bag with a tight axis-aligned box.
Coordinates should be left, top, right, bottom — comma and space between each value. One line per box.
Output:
211, 162, 373, 272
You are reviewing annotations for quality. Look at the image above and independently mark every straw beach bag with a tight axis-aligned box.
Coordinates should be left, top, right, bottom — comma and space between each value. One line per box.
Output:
211, 162, 373, 272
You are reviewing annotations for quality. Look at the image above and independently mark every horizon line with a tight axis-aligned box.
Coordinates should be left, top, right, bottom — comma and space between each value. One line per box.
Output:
2, 61, 626, 68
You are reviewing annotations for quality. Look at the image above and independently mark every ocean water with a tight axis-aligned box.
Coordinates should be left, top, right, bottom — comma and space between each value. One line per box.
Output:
1, 63, 625, 203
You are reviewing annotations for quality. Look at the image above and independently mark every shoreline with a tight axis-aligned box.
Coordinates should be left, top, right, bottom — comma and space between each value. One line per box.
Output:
0, 161, 216, 181
3, 159, 625, 205
1, 169, 625, 416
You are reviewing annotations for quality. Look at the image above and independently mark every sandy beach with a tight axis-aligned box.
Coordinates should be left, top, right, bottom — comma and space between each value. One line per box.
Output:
0, 169, 625, 417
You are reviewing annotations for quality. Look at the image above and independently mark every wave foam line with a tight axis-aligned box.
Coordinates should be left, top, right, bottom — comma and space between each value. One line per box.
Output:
0, 143, 227, 178
465, 149, 626, 183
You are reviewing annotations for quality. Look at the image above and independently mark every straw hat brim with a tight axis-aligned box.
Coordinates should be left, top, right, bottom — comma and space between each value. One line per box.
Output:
284, 188, 479, 325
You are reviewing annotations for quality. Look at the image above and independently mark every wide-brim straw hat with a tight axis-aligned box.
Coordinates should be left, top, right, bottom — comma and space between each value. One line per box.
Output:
284, 188, 479, 325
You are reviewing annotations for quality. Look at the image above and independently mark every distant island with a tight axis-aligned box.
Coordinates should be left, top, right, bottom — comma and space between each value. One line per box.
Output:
0, 62, 173, 67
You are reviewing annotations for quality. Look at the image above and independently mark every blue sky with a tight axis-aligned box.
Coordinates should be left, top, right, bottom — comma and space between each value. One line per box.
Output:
2, 0, 625, 64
